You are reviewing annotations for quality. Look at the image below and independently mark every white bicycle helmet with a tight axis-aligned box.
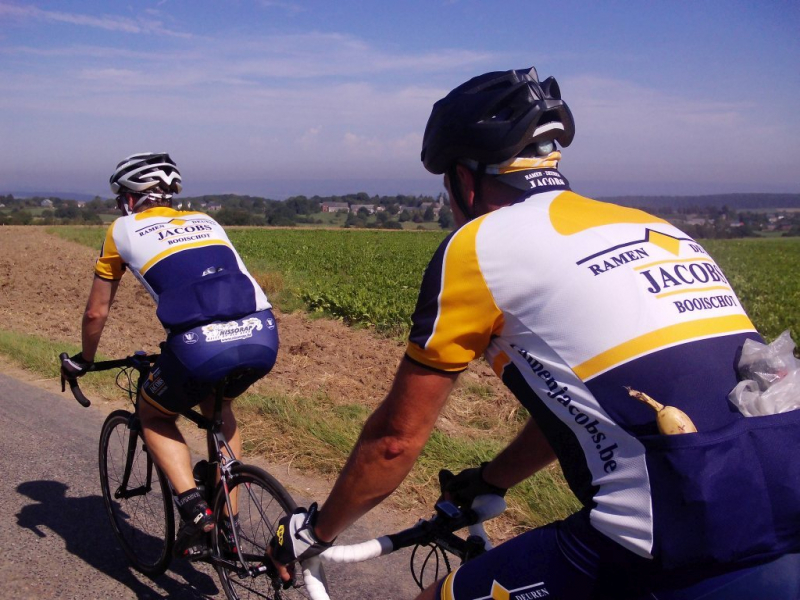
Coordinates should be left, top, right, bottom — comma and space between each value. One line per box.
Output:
110, 152, 182, 214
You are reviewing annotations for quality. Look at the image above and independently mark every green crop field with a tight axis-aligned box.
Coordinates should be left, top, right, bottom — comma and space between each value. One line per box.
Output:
702, 238, 799, 342
51, 227, 799, 343
227, 229, 447, 334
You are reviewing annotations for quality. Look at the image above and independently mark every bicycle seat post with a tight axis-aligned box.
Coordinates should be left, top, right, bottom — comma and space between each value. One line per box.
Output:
206, 378, 231, 465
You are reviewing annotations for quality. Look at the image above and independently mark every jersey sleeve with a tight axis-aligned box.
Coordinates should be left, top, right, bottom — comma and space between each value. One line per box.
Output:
94, 221, 125, 281
406, 219, 505, 372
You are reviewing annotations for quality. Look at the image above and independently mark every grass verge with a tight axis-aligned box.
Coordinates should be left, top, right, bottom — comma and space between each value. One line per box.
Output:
0, 330, 140, 409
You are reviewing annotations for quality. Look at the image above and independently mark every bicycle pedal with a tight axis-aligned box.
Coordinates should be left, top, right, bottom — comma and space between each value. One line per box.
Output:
182, 545, 211, 562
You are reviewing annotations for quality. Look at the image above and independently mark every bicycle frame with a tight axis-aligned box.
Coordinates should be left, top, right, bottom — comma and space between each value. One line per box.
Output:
186, 387, 277, 579
113, 414, 157, 501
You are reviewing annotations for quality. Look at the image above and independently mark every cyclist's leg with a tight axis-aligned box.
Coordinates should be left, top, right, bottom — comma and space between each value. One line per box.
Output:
138, 393, 195, 493
139, 343, 213, 495
140, 353, 215, 557
199, 395, 242, 463
416, 583, 440, 600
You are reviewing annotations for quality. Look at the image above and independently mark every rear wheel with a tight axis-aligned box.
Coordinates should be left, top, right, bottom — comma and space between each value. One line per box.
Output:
213, 464, 323, 599
99, 410, 175, 577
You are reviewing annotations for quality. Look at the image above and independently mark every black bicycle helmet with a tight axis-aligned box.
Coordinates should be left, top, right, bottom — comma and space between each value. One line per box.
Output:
421, 66, 575, 175
110, 152, 183, 195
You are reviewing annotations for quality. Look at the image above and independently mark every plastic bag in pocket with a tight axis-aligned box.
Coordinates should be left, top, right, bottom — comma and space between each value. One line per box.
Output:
738, 330, 800, 390
729, 330, 800, 416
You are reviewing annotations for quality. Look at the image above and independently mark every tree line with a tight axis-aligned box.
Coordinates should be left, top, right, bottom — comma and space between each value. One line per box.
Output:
183, 192, 453, 229
1, 192, 798, 236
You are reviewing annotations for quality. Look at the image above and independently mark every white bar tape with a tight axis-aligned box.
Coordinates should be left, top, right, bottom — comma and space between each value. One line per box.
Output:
319, 536, 394, 563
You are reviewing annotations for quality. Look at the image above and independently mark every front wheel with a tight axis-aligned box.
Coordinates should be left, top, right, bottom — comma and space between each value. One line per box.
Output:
213, 464, 324, 599
98, 410, 175, 577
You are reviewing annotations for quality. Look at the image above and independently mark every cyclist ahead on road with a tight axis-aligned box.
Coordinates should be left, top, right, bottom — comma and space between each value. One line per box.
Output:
269, 67, 800, 598
62, 153, 279, 559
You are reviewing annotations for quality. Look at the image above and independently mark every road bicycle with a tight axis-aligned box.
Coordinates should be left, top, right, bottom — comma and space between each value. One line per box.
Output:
59, 350, 506, 599
59, 350, 318, 599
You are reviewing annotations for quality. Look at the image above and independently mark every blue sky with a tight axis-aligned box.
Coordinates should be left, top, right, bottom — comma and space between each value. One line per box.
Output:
1, 1, 798, 199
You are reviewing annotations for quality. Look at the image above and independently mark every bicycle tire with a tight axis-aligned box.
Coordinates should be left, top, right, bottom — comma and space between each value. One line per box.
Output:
213, 463, 324, 599
99, 409, 175, 577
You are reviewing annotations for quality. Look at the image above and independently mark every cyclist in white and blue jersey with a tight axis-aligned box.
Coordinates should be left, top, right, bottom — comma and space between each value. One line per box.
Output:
269, 68, 800, 599
63, 153, 279, 559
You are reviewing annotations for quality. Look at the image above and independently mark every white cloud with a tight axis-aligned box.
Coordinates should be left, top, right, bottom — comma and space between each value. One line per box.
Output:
219, 33, 492, 80
77, 67, 143, 82
297, 127, 321, 147
1, 43, 179, 60
568, 76, 772, 155
0, 2, 191, 38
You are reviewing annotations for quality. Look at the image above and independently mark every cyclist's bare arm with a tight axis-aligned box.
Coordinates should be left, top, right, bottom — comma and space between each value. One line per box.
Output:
81, 276, 119, 361
482, 417, 557, 490
315, 357, 458, 542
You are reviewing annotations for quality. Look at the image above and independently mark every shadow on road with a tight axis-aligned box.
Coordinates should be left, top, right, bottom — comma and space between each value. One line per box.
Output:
15, 480, 219, 599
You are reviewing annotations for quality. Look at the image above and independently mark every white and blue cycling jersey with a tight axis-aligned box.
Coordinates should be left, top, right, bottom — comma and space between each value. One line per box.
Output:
95, 207, 270, 332
407, 173, 800, 571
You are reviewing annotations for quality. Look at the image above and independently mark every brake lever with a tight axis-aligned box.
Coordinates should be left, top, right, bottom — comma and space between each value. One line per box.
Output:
58, 352, 91, 407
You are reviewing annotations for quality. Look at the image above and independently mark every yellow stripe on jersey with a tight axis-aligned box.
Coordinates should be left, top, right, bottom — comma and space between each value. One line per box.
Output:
573, 314, 756, 381
139, 239, 232, 275
633, 256, 718, 271
655, 285, 731, 299
133, 207, 206, 221
95, 222, 124, 280
406, 218, 505, 372
646, 229, 682, 255
440, 569, 458, 600
550, 191, 669, 235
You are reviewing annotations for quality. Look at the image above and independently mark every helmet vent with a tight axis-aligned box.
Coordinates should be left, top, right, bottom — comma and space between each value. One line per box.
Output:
420, 66, 575, 174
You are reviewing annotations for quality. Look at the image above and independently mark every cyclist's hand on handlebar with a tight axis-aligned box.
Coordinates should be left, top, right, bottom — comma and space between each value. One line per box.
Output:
439, 463, 508, 509
268, 502, 332, 583
61, 352, 92, 379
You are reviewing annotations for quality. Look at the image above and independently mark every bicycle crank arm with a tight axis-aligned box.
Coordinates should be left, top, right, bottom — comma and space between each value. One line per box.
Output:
114, 484, 152, 500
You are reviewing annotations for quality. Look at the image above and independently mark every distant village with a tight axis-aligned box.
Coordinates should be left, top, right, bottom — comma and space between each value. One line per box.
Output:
1, 191, 799, 237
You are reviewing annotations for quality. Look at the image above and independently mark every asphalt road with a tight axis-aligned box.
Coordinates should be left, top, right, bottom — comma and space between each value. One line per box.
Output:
0, 372, 424, 599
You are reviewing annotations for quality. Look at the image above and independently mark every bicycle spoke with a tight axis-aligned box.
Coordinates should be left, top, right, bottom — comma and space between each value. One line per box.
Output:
226, 578, 275, 599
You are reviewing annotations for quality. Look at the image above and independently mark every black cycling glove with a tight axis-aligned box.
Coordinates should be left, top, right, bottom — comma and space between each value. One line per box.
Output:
439, 462, 508, 508
270, 503, 332, 570
61, 352, 92, 379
